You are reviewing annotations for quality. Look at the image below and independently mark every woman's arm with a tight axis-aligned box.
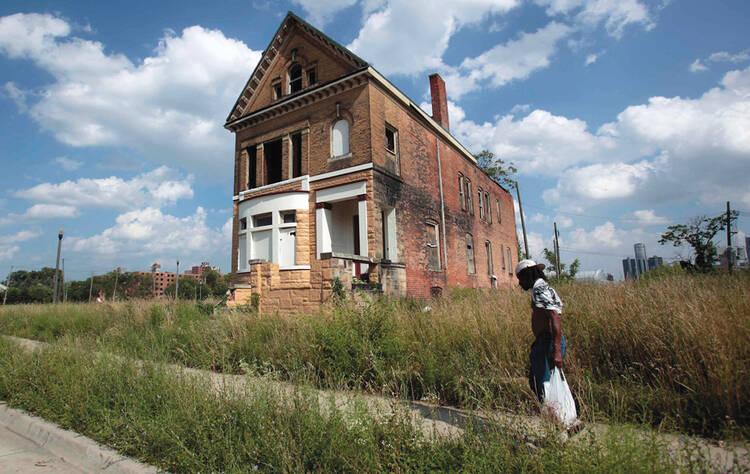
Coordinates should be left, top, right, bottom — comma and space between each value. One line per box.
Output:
547, 309, 563, 367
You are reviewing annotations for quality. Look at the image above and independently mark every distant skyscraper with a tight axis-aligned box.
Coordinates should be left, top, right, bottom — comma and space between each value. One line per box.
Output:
647, 256, 664, 271
634, 243, 647, 277
622, 257, 638, 279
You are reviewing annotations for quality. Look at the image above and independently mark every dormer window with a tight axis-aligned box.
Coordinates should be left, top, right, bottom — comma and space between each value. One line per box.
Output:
289, 64, 302, 94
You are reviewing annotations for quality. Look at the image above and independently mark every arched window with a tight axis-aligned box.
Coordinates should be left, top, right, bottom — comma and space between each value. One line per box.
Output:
331, 120, 349, 157
289, 63, 302, 93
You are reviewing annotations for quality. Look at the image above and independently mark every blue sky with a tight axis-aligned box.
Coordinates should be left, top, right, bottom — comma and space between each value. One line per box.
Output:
1, 0, 749, 281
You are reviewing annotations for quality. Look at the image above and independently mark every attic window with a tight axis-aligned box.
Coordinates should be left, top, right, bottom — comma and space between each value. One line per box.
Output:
307, 67, 317, 86
289, 64, 302, 94
273, 83, 282, 99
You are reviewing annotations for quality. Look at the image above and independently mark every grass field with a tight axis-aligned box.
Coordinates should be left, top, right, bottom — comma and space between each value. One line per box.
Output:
1, 272, 748, 439
0, 339, 725, 473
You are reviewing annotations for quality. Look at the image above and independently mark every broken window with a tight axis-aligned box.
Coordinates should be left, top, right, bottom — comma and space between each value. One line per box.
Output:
485, 241, 493, 275
459, 174, 465, 210
426, 221, 440, 270
264, 139, 282, 184
385, 123, 400, 175
291, 132, 302, 178
239, 217, 247, 230
289, 64, 302, 93
331, 119, 349, 157
466, 234, 476, 275
465, 179, 473, 215
478, 187, 484, 221
247, 146, 257, 189
485, 192, 491, 224
507, 247, 513, 275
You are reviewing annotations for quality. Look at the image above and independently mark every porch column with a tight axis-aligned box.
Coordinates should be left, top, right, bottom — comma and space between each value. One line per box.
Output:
316, 203, 332, 258
357, 194, 368, 258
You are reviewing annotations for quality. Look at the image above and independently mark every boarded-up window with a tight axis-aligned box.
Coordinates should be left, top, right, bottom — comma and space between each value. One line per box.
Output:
466, 234, 476, 275
466, 179, 473, 215
426, 222, 440, 270
332, 120, 349, 157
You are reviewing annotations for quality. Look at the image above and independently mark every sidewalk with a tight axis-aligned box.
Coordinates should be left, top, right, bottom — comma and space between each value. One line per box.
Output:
0, 402, 158, 473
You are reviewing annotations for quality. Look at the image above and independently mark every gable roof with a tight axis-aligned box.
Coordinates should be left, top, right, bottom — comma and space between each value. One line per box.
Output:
225, 12, 368, 124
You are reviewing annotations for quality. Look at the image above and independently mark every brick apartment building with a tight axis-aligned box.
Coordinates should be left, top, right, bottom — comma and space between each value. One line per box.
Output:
136, 262, 220, 297
226, 12, 519, 313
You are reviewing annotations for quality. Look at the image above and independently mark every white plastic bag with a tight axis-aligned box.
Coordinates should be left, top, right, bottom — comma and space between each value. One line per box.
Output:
543, 368, 577, 428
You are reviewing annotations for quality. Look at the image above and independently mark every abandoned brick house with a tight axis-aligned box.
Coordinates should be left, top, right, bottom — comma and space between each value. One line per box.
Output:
226, 12, 519, 313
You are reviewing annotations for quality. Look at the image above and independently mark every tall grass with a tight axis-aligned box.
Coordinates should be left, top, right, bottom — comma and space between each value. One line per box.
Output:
0, 339, 721, 473
1, 273, 748, 438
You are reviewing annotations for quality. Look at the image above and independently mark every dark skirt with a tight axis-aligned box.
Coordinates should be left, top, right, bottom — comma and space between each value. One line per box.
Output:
528, 331, 567, 401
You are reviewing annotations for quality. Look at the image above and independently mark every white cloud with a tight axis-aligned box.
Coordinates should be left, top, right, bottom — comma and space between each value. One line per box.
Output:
0, 13, 262, 180
510, 103, 531, 114
585, 52, 599, 65
0, 245, 19, 260
15, 166, 194, 212
292, 0, 359, 26
535, 0, 653, 38
348, 0, 520, 78
54, 156, 82, 171
451, 65, 750, 209
690, 49, 749, 73
689, 59, 708, 73
67, 207, 224, 256
531, 212, 548, 223
567, 221, 622, 249
0, 230, 40, 244
708, 50, 750, 64
624, 209, 669, 227
23, 204, 80, 219
459, 22, 571, 91
3, 81, 28, 111
554, 215, 573, 228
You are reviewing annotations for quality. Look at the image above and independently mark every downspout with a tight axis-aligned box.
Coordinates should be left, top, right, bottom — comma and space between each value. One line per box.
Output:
436, 138, 448, 270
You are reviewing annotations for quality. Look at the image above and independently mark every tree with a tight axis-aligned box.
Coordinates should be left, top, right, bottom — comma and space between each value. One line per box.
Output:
543, 248, 580, 281
658, 212, 738, 272
164, 276, 201, 300
474, 150, 518, 189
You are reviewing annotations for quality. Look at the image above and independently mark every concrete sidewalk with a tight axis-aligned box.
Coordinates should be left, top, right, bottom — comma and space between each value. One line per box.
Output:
0, 403, 158, 473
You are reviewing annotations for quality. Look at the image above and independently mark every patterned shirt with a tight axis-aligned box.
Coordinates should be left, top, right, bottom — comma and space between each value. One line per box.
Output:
532, 278, 563, 314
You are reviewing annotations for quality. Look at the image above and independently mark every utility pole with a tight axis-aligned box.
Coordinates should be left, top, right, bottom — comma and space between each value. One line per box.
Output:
554, 222, 561, 277
727, 201, 733, 274
516, 182, 529, 258
113, 268, 120, 301
88, 273, 94, 303
52, 227, 64, 304
61, 258, 65, 303
175, 259, 180, 300
3, 265, 13, 305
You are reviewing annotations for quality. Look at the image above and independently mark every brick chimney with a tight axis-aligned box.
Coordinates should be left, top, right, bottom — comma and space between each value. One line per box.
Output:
429, 73, 449, 131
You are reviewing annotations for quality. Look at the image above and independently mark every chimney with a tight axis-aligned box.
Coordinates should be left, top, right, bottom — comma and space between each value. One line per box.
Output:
429, 73, 449, 131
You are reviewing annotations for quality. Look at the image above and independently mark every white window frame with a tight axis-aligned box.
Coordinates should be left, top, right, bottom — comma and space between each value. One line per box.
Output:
426, 221, 441, 270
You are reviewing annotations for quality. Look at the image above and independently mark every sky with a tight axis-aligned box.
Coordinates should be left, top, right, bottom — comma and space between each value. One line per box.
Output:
1, 0, 749, 281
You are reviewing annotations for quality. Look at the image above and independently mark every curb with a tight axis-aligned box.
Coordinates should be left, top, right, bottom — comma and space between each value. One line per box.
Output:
0, 402, 160, 473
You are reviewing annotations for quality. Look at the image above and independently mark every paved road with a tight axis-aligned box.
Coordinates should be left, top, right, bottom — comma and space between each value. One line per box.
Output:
0, 421, 84, 473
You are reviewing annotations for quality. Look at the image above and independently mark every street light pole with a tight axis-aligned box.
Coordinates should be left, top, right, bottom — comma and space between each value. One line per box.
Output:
175, 259, 180, 300
52, 227, 64, 304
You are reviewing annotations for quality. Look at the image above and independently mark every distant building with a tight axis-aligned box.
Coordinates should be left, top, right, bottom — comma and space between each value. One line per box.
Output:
634, 243, 648, 276
622, 257, 638, 280
647, 256, 664, 271
575, 269, 611, 283
716, 245, 749, 270
135, 261, 222, 297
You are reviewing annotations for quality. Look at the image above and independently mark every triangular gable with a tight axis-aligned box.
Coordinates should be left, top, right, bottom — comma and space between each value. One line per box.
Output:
226, 12, 369, 124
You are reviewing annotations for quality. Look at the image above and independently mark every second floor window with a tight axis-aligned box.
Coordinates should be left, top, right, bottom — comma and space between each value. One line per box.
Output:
459, 174, 465, 210
331, 119, 349, 157
478, 188, 484, 220
289, 64, 302, 94
465, 179, 473, 215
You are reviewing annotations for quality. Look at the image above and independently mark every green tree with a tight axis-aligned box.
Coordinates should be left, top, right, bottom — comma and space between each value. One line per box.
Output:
7, 268, 57, 289
164, 276, 201, 300
658, 212, 738, 272
474, 150, 518, 189
543, 247, 580, 281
